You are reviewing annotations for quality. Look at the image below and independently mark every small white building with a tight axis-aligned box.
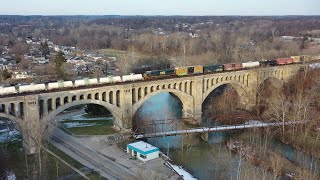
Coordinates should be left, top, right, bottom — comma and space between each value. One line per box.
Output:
127, 141, 160, 162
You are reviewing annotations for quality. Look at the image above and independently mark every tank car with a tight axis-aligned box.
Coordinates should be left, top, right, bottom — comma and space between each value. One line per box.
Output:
18, 84, 46, 93
242, 61, 260, 69
0, 86, 17, 96
122, 74, 143, 82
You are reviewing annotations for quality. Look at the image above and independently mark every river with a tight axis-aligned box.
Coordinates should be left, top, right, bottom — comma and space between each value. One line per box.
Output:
134, 92, 320, 180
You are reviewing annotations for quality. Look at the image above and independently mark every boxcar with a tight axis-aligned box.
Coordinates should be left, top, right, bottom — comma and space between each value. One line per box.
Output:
242, 61, 260, 69
187, 65, 203, 74
204, 64, 224, 73
291, 56, 302, 63
175, 67, 188, 76
223, 63, 243, 71
276, 58, 293, 65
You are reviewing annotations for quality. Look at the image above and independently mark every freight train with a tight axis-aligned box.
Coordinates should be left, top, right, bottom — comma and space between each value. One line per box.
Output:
1, 54, 320, 96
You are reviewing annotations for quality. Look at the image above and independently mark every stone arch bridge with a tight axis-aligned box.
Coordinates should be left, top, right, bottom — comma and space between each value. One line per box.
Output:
0, 64, 303, 153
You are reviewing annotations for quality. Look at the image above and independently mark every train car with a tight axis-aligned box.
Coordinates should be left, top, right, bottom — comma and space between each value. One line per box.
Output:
144, 69, 175, 80
112, 76, 122, 83
203, 64, 224, 73
100, 76, 122, 84
187, 65, 203, 74
100, 76, 113, 84
74, 78, 99, 87
122, 74, 143, 82
276, 58, 293, 65
259, 60, 277, 66
291, 56, 302, 63
0, 86, 16, 95
175, 67, 188, 76
302, 54, 320, 62
19, 84, 46, 93
242, 61, 260, 69
223, 63, 243, 71
74, 78, 89, 87
48, 80, 73, 90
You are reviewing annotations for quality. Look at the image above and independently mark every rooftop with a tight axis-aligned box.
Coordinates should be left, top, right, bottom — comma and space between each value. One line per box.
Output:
127, 141, 159, 155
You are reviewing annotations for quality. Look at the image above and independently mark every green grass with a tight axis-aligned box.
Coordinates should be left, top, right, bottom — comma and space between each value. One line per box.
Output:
48, 144, 83, 169
60, 120, 116, 135
81, 113, 113, 119
97, 48, 122, 57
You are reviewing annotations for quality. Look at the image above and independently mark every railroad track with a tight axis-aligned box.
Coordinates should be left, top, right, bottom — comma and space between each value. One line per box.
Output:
51, 133, 136, 180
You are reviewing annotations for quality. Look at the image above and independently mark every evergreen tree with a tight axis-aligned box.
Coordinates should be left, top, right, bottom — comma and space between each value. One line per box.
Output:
55, 51, 66, 78
39, 41, 50, 57
1, 69, 12, 80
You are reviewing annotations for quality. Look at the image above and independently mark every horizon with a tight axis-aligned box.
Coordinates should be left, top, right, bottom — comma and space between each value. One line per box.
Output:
1, 0, 319, 16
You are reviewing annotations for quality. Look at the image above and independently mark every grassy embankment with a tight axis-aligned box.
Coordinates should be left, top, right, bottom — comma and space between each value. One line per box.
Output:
60, 119, 116, 135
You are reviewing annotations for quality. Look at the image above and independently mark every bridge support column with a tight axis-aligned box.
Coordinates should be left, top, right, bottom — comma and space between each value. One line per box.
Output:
22, 95, 40, 154
190, 77, 204, 125
200, 132, 209, 141
120, 85, 133, 131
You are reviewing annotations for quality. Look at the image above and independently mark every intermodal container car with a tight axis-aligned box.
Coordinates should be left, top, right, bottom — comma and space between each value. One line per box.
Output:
223, 63, 243, 71
175, 67, 188, 76
203, 64, 224, 73
276, 58, 293, 65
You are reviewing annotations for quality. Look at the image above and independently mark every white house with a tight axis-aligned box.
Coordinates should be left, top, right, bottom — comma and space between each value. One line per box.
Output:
127, 141, 159, 162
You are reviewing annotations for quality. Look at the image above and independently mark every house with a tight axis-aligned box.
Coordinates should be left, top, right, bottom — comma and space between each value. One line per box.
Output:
127, 141, 160, 162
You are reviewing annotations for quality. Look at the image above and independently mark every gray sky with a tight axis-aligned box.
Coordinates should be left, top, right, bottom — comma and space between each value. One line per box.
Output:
0, 0, 319, 15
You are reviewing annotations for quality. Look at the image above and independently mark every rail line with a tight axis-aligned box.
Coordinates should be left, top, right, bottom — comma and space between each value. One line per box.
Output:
1, 61, 313, 98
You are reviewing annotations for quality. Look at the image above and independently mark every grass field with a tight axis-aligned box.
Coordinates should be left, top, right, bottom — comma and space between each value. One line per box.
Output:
60, 120, 116, 135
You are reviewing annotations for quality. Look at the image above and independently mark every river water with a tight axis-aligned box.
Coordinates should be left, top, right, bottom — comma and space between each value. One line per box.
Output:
134, 93, 320, 180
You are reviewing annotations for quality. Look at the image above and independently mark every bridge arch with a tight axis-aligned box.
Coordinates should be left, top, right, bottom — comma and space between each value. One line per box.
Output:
259, 76, 284, 89
0, 113, 23, 124
42, 99, 123, 128
202, 80, 250, 106
132, 89, 194, 118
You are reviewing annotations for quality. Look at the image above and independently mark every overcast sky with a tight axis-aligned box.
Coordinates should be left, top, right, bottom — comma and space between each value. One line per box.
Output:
0, 0, 319, 16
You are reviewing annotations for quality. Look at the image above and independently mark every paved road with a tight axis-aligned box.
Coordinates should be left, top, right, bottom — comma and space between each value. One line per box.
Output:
52, 129, 137, 180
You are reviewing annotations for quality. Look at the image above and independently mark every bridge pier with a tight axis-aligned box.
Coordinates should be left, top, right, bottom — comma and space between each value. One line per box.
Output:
200, 132, 209, 141
22, 95, 40, 154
